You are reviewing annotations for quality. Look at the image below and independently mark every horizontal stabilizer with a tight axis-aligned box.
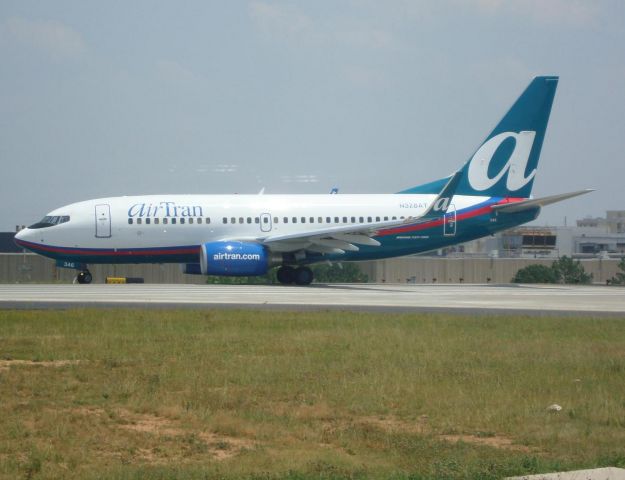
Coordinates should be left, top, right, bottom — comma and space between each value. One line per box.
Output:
492, 189, 594, 213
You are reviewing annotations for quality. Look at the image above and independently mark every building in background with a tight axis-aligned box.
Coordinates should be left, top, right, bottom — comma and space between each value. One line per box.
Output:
440, 211, 625, 259
0, 232, 21, 253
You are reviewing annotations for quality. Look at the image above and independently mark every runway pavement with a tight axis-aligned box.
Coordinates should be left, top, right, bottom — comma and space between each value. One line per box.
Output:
0, 283, 623, 316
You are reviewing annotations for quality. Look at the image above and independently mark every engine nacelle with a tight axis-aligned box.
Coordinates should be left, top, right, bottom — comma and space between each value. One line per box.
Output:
200, 241, 269, 276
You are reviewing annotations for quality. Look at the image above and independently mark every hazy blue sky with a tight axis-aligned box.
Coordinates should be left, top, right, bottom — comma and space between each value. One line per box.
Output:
1, 0, 624, 230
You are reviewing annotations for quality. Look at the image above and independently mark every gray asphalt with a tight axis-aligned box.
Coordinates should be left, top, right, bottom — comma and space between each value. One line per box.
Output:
0, 283, 623, 316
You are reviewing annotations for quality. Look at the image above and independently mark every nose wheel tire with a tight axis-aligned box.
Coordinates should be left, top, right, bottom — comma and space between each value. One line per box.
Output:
77, 270, 92, 284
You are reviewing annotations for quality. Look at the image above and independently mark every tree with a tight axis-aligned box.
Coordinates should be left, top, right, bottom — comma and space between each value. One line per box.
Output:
512, 264, 558, 284
310, 263, 368, 283
551, 256, 592, 284
512, 256, 592, 284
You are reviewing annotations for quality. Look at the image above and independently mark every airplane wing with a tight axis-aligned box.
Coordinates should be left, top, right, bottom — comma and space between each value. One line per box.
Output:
258, 171, 463, 254
492, 189, 594, 213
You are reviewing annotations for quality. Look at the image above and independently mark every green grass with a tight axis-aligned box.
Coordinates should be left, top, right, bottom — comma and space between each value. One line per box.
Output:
1, 309, 624, 479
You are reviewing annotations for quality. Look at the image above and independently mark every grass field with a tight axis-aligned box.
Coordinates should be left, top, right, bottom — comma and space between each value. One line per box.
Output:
1, 309, 624, 479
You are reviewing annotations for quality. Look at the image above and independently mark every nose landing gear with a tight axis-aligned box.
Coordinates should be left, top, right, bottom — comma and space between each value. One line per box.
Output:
76, 270, 93, 284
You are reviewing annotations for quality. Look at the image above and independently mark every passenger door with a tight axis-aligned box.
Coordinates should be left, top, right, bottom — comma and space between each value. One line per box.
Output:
95, 204, 112, 238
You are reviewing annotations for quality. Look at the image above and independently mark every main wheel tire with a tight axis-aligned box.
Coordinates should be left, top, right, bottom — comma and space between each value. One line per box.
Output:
77, 270, 92, 284
277, 266, 295, 284
294, 266, 313, 286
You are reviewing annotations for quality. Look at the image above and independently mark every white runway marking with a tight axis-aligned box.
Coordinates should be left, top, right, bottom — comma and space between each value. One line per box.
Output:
0, 284, 623, 314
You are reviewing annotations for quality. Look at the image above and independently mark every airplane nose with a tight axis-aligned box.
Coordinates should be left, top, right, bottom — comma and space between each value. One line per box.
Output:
14, 228, 28, 243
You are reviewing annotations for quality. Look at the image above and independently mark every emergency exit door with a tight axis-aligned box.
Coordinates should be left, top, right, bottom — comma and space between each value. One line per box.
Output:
443, 204, 456, 236
259, 213, 272, 233
95, 204, 112, 238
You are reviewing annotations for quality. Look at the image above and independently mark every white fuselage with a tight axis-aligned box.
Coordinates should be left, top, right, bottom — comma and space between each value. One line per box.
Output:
16, 193, 488, 252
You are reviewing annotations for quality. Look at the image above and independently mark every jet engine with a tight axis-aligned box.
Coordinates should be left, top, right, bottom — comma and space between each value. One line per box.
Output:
199, 241, 269, 276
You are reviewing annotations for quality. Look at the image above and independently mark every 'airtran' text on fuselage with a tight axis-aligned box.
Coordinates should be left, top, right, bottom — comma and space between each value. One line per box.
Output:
128, 202, 203, 218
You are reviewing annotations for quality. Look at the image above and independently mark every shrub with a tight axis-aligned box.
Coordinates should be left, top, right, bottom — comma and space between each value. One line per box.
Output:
205, 263, 368, 284
512, 264, 558, 284
551, 256, 592, 284
512, 256, 592, 284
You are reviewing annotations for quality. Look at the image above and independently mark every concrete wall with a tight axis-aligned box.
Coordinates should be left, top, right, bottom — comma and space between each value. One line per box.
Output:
357, 257, 620, 284
0, 254, 206, 284
1, 253, 620, 284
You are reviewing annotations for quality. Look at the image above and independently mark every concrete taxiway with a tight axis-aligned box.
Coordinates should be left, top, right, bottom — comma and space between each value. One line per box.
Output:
0, 283, 623, 315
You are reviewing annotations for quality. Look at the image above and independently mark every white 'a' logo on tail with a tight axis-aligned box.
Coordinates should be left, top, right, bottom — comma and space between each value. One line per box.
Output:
432, 197, 451, 212
467, 131, 537, 191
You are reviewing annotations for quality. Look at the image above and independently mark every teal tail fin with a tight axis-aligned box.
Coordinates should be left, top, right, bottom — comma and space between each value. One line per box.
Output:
400, 76, 558, 198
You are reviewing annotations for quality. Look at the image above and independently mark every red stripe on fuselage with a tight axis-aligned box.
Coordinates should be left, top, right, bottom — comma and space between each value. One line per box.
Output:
377, 197, 524, 237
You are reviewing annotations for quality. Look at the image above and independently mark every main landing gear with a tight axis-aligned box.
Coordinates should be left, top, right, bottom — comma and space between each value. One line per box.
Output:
76, 269, 93, 284
277, 266, 313, 286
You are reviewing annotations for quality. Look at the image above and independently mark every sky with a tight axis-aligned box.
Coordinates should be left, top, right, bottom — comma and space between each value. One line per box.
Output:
1, 0, 624, 230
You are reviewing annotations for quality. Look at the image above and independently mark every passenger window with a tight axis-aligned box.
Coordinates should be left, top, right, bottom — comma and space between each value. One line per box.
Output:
155, 218, 160, 225
137, 218, 142, 225
247, 217, 252, 224
189, 218, 194, 224
163, 218, 168, 224
301, 217, 306, 223
342, 217, 347, 223
180, 218, 185, 224
318, 217, 322, 223
400, 216, 405, 220
171, 218, 177, 224
335, 217, 339, 223
146, 218, 151, 225
292, 217, 297, 223
309, 217, 314, 223
128, 218, 133, 225
283, 217, 289, 224
326, 217, 331, 223
384, 216, 389, 221
392, 216, 397, 220
197, 218, 202, 224
263, 217, 268, 223
223, 217, 227, 224
230, 217, 236, 224
255, 217, 260, 224
274, 217, 278, 223
206, 218, 211, 224
367, 217, 372, 222
351, 217, 355, 223
359, 217, 364, 223
239, 217, 244, 224
375, 216, 380, 222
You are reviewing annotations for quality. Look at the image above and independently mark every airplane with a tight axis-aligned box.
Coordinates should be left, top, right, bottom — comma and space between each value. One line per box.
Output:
14, 76, 591, 285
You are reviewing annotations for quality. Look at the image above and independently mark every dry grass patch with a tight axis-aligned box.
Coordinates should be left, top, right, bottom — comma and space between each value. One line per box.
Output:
70, 406, 256, 461
440, 433, 534, 452
0, 359, 82, 370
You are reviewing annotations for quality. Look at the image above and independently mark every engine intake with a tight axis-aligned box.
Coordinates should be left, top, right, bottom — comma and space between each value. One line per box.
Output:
200, 241, 269, 276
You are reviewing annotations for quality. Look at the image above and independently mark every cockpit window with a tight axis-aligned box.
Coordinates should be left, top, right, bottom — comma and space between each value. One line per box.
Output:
28, 215, 70, 229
